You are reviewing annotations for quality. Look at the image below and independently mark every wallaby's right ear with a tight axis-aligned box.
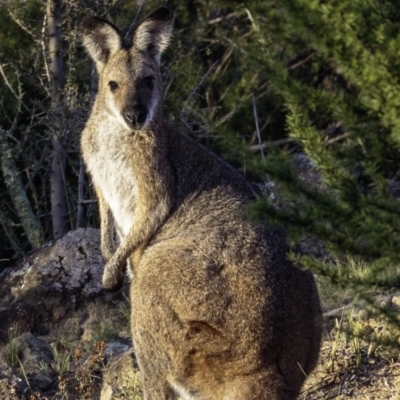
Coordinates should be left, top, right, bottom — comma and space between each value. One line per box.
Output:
82, 17, 122, 69
133, 7, 173, 60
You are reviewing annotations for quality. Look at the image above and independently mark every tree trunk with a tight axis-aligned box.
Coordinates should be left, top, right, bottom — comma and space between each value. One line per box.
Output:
77, 67, 99, 228
0, 130, 42, 248
0, 208, 23, 258
76, 158, 86, 228
47, 0, 68, 239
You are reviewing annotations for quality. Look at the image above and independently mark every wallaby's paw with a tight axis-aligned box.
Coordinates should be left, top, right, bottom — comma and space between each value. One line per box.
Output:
102, 273, 123, 291
102, 262, 124, 291
100, 246, 113, 263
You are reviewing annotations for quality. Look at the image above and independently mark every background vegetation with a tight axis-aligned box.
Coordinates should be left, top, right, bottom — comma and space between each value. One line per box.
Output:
1, 0, 400, 332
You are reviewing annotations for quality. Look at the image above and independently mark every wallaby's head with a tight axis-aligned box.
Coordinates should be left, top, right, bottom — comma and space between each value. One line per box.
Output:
83, 8, 173, 131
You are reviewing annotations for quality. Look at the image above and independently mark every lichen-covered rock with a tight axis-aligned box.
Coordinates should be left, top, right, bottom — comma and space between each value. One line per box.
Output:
101, 349, 142, 400
0, 228, 128, 343
103, 341, 131, 364
4, 332, 54, 391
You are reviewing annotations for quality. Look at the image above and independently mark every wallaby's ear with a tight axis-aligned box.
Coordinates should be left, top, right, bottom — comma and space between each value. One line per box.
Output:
133, 7, 173, 60
82, 17, 122, 68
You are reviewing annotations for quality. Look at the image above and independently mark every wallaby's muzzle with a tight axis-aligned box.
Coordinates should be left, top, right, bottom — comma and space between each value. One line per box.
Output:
124, 105, 147, 130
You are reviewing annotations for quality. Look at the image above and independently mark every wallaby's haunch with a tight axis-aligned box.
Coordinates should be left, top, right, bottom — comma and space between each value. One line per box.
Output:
82, 7, 322, 400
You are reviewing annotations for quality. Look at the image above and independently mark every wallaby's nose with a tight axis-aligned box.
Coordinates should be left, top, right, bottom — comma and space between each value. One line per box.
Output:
124, 105, 147, 129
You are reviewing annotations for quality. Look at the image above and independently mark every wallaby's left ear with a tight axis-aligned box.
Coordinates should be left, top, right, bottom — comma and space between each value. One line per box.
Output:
82, 16, 122, 70
133, 7, 173, 59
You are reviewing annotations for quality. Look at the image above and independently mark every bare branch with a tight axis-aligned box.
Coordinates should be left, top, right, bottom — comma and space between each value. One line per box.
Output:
207, 12, 240, 25
0, 64, 30, 113
212, 108, 236, 129
288, 52, 314, 71
37, 74, 51, 97
185, 60, 219, 106
325, 132, 351, 144
0, 208, 23, 257
214, 46, 234, 76
124, 0, 145, 45
41, 13, 51, 84
79, 199, 98, 204
8, 9, 37, 39
250, 138, 296, 151
252, 96, 265, 161
77, 158, 86, 228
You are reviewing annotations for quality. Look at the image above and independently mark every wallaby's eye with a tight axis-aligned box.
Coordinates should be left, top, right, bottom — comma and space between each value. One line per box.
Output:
144, 76, 155, 89
108, 81, 119, 92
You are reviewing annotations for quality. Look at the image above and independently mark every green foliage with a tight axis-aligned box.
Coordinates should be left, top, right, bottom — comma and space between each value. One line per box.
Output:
224, 0, 400, 333
51, 346, 71, 377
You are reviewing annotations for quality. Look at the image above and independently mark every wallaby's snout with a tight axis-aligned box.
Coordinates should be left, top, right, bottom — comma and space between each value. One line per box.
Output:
124, 103, 147, 130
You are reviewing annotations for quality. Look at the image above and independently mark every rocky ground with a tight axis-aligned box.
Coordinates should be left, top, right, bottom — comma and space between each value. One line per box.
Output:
0, 228, 131, 399
0, 228, 399, 399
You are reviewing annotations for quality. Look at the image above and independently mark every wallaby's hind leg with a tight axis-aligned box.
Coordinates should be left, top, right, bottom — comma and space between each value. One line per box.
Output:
222, 368, 300, 400
131, 239, 319, 400
139, 372, 176, 400
132, 332, 177, 400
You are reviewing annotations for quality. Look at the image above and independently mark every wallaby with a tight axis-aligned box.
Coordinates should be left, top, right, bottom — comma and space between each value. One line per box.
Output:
81, 7, 322, 400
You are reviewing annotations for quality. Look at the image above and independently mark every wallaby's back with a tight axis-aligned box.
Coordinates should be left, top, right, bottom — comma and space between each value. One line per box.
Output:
82, 7, 322, 400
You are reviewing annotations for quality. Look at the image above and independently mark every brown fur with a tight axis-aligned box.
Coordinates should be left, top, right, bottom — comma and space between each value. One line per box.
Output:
81, 7, 322, 400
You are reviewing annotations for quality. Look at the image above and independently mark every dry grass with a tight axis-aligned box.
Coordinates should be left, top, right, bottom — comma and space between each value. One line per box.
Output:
300, 257, 400, 400
300, 323, 400, 400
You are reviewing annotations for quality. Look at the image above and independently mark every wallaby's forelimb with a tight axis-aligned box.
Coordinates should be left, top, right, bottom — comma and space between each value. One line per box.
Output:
95, 185, 115, 262
102, 204, 171, 290
102, 152, 175, 291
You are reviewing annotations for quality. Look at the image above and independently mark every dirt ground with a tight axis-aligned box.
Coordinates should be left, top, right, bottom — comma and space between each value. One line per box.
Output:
299, 328, 400, 399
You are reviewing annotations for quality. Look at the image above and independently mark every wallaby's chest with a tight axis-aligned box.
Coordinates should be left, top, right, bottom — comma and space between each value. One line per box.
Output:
85, 132, 137, 236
